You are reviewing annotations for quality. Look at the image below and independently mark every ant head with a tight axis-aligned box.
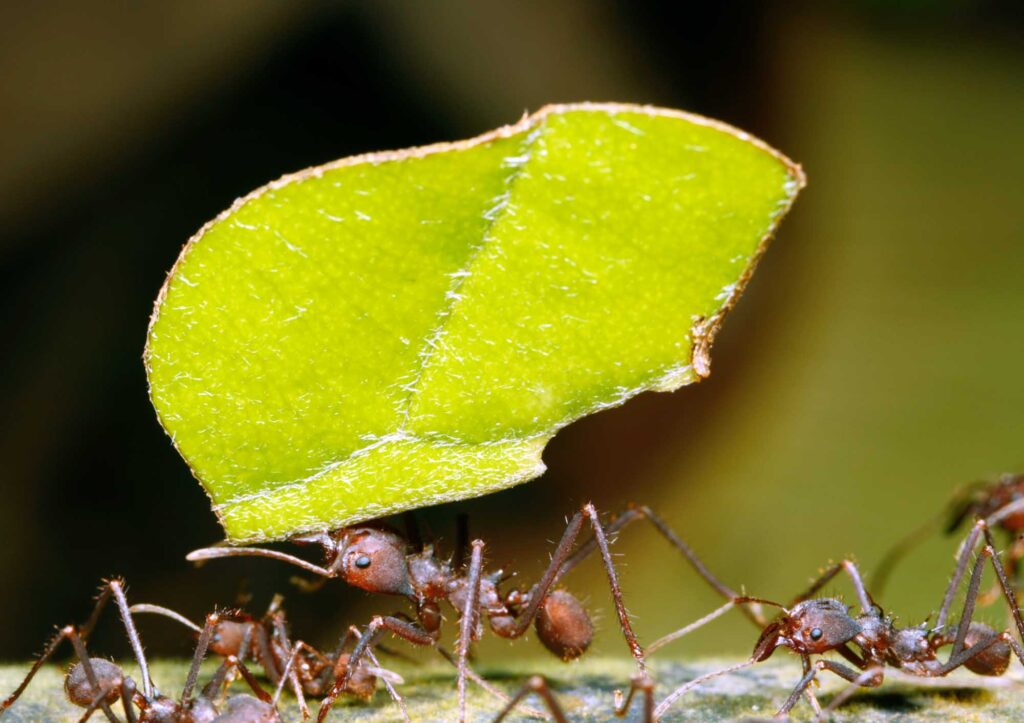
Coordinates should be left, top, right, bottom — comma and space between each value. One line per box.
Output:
296, 527, 413, 596
754, 599, 859, 660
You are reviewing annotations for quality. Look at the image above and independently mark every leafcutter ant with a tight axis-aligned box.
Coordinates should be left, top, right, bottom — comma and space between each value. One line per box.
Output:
652, 521, 1024, 719
187, 503, 650, 722
0, 579, 292, 722
128, 597, 407, 720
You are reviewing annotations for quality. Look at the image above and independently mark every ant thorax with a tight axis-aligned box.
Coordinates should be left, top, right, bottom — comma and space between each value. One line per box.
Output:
407, 547, 451, 599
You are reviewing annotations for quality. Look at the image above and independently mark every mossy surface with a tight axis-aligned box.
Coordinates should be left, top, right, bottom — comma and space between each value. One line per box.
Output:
2, 657, 1022, 721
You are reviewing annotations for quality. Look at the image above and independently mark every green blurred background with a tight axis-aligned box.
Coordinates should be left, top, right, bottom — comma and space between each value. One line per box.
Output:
1, 0, 1022, 665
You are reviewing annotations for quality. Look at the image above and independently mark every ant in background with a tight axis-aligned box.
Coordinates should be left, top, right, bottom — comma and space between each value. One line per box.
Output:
0, 579, 292, 722
129, 598, 406, 720
872, 473, 1024, 604
652, 521, 1024, 719
188, 503, 650, 722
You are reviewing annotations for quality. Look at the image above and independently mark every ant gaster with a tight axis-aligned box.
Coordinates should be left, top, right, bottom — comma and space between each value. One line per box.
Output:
188, 503, 650, 722
1, 580, 290, 722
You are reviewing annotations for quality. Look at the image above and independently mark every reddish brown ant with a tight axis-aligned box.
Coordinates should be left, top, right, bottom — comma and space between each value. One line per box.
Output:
0, 580, 291, 722
187, 503, 651, 722
873, 473, 1024, 604
128, 597, 407, 720
651, 522, 1024, 719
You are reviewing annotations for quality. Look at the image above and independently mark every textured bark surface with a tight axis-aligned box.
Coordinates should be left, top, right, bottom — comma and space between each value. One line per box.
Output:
2, 658, 1021, 721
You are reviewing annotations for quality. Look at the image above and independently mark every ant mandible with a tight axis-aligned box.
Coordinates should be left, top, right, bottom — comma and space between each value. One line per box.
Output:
188, 503, 649, 722
1, 579, 292, 722
873, 474, 1024, 605
653, 522, 1024, 719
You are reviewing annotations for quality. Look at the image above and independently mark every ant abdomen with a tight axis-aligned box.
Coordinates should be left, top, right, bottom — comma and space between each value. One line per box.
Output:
535, 590, 594, 661
333, 653, 378, 701
211, 694, 278, 723
208, 620, 254, 658
962, 622, 1011, 676
64, 658, 123, 708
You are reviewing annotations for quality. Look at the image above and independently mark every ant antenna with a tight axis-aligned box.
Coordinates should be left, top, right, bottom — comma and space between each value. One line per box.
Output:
647, 600, 736, 654
129, 604, 203, 633
272, 644, 301, 706
187, 546, 334, 577
654, 659, 757, 719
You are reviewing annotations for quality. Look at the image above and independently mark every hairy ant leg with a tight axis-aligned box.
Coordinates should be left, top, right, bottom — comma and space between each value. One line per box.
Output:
317, 617, 435, 722
789, 558, 875, 612
434, 647, 548, 720
456, 540, 484, 722
1, 579, 151, 722
494, 676, 569, 723
510, 504, 646, 669
556, 504, 767, 627
935, 500, 1024, 632
612, 674, 654, 721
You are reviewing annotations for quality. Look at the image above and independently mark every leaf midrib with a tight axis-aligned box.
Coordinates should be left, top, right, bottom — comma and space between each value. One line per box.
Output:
394, 121, 546, 439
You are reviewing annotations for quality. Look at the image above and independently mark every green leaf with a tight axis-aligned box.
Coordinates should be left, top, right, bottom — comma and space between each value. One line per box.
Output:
145, 103, 803, 542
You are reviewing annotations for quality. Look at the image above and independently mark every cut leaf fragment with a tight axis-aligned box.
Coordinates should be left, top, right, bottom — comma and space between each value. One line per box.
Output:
145, 102, 804, 542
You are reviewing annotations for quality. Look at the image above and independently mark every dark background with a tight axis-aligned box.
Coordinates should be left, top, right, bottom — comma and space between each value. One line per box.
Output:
2, 0, 1023, 664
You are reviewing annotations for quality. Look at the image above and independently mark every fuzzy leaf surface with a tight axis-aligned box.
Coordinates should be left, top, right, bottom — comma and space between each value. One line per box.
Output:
145, 103, 803, 541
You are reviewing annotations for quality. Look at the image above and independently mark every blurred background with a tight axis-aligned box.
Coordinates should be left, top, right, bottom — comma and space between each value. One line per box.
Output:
1, 0, 1022, 666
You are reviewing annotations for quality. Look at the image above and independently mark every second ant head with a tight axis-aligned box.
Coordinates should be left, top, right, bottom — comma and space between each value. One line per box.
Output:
295, 526, 414, 597
752, 598, 860, 661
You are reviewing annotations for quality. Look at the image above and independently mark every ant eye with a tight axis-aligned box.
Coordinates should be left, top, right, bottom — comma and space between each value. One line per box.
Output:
354, 555, 372, 569
810, 627, 823, 641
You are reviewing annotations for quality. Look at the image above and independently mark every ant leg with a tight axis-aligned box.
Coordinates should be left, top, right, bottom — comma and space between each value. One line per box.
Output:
556, 505, 765, 627
936, 519, 988, 630
232, 659, 274, 703
457, 540, 484, 723
816, 664, 884, 719
266, 609, 309, 716
436, 647, 548, 720
317, 616, 437, 723
653, 659, 757, 719
978, 535, 1023, 607
979, 528, 1024, 662
790, 559, 874, 613
103, 581, 153, 701
510, 504, 646, 674
613, 674, 654, 722
77, 684, 126, 723
2, 606, 121, 722
935, 498, 1024, 630
494, 676, 568, 723
65, 627, 122, 723
362, 645, 410, 723
776, 659, 871, 718
181, 612, 217, 703
933, 538, 1024, 675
